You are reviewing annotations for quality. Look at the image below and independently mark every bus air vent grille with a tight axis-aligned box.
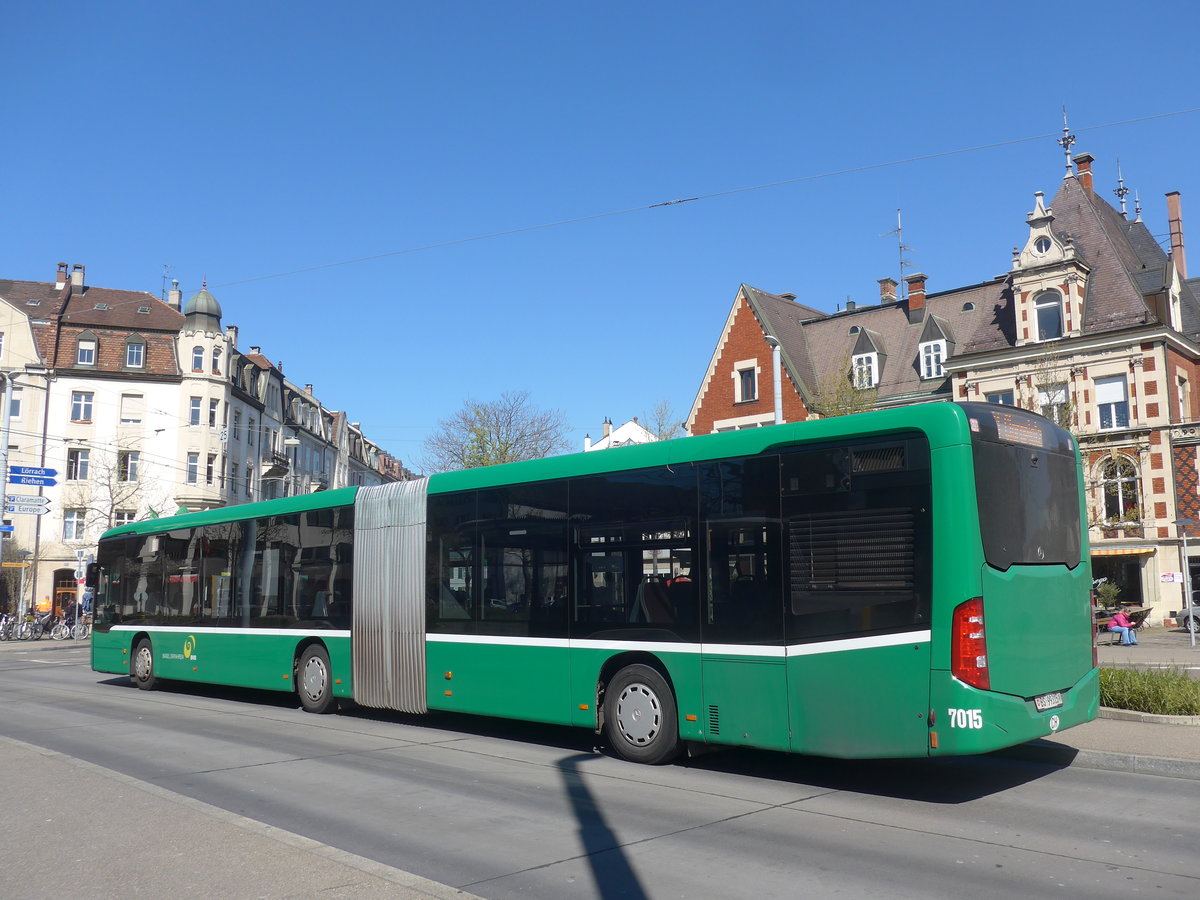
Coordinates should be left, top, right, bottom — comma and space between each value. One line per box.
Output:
852, 445, 906, 473
708, 706, 720, 735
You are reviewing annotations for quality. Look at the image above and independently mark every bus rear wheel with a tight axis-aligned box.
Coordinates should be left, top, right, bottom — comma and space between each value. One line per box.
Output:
132, 639, 158, 690
297, 645, 338, 714
604, 664, 681, 765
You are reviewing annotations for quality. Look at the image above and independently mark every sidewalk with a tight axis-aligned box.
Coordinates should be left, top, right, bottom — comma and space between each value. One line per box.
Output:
999, 625, 1200, 780
0, 734, 481, 900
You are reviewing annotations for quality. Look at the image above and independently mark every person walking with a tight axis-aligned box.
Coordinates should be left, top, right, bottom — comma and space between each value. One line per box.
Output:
1108, 608, 1139, 646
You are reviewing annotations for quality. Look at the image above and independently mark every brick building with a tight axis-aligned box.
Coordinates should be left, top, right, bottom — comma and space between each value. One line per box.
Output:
687, 151, 1200, 622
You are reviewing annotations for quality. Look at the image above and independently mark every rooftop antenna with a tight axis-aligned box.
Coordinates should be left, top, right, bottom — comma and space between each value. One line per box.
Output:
160, 264, 173, 302
880, 208, 913, 300
1057, 106, 1076, 177
1113, 158, 1131, 218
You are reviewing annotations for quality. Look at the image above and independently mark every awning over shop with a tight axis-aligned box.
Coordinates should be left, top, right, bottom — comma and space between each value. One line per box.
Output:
1091, 547, 1156, 556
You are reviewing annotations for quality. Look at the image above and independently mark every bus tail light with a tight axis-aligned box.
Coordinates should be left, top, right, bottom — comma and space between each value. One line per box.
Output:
951, 597, 990, 690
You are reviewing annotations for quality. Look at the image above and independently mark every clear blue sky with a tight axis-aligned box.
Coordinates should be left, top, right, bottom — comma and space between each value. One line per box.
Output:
6, 1, 1200, 471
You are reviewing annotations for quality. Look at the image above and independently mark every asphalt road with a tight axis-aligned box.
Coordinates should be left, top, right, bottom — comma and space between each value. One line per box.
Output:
1, 639, 1198, 899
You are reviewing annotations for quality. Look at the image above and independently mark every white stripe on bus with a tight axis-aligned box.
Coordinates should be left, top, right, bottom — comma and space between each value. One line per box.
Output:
108, 625, 930, 656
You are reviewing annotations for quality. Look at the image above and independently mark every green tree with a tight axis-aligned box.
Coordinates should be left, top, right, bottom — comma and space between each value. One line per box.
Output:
421, 390, 571, 473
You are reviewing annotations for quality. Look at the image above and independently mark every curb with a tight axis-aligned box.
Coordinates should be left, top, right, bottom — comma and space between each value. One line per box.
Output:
1098, 707, 1200, 726
999, 739, 1200, 781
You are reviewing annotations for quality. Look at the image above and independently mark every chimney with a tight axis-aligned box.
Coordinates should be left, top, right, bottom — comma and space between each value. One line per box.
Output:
779, 292, 797, 301
167, 279, 182, 310
845, 300, 857, 312
602, 417, 612, 438
249, 346, 261, 355
1168, 191, 1188, 279
225, 324, 238, 348
1073, 152, 1095, 192
878, 277, 898, 303
70, 264, 85, 295
305, 383, 313, 395
584, 434, 592, 451
905, 273, 927, 324
55, 262, 68, 289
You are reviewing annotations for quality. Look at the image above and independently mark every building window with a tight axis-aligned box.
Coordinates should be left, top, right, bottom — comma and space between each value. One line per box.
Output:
189, 397, 202, 426
212, 347, 222, 374
70, 391, 93, 422
852, 353, 878, 389
77, 338, 96, 366
985, 390, 1015, 406
740, 368, 757, 402
1034, 291, 1064, 341
63, 509, 86, 541
1179, 376, 1191, 422
1096, 376, 1130, 430
1038, 383, 1069, 425
192, 346, 204, 371
919, 340, 946, 379
248, 419, 255, 446
114, 510, 136, 527
244, 468, 252, 497
1100, 456, 1139, 522
119, 393, 144, 424
232, 410, 241, 441
231, 462, 239, 494
125, 340, 145, 368
186, 452, 199, 484
209, 398, 219, 427
66, 448, 90, 481
206, 453, 217, 485
9, 386, 21, 420
118, 450, 140, 482
0, 331, 4, 359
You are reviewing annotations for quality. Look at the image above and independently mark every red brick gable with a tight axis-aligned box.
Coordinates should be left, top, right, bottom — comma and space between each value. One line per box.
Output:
690, 295, 809, 434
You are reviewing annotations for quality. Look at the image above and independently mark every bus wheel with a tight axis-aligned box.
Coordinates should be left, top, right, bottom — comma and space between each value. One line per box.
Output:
132, 639, 158, 690
298, 645, 338, 714
604, 664, 681, 765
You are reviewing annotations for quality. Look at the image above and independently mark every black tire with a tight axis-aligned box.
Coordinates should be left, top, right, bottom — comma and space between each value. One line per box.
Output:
1185, 614, 1199, 635
297, 645, 338, 714
603, 664, 681, 765
132, 638, 158, 690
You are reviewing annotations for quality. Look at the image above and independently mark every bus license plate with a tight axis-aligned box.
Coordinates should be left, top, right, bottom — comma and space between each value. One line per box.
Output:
1034, 691, 1063, 712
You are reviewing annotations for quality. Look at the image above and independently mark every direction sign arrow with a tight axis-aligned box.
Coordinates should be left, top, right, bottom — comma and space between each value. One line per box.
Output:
9, 466, 57, 478
5, 504, 50, 515
8, 475, 56, 487
4, 494, 49, 505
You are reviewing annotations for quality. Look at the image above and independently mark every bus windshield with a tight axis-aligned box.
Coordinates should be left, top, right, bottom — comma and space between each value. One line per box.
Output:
964, 403, 1081, 571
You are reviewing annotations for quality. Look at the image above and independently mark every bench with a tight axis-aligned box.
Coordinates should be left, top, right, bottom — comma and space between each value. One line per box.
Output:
1095, 607, 1149, 644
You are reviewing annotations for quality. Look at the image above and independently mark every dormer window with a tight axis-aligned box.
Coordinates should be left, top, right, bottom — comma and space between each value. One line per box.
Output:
1034, 237, 1052, 255
1034, 291, 1064, 341
919, 340, 947, 379
125, 339, 145, 368
852, 352, 878, 389
76, 336, 97, 366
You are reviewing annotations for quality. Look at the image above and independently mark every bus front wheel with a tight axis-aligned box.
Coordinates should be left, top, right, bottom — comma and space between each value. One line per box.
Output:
132, 639, 158, 690
297, 645, 338, 714
604, 664, 681, 765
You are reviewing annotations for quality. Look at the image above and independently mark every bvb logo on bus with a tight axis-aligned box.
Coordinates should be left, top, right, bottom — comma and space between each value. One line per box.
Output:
183, 635, 197, 661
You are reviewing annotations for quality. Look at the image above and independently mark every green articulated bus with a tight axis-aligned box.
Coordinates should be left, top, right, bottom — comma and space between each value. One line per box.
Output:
91, 401, 1098, 764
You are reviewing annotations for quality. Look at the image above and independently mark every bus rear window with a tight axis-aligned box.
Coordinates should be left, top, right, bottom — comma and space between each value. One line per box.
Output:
964, 403, 1081, 570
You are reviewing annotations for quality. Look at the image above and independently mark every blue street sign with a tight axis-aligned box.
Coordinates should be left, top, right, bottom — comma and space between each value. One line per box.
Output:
8, 475, 56, 487
9, 466, 57, 478
0, 525, 13, 532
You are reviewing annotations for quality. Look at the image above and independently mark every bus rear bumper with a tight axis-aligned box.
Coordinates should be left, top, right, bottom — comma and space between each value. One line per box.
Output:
928, 666, 1099, 756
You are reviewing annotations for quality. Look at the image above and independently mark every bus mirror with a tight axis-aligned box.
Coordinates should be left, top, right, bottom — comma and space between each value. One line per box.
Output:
85, 562, 99, 591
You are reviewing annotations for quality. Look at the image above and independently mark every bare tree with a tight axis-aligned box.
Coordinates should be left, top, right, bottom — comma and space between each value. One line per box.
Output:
61, 448, 173, 536
421, 391, 571, 473
808, 355, 877, 418
643, 399, 685, 441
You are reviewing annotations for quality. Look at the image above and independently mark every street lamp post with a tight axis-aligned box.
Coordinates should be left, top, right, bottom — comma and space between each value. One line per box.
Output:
1174, 518, 1197, 649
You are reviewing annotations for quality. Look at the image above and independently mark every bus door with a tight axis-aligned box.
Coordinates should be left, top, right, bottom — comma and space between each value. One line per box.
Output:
700, 518, 791, 752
